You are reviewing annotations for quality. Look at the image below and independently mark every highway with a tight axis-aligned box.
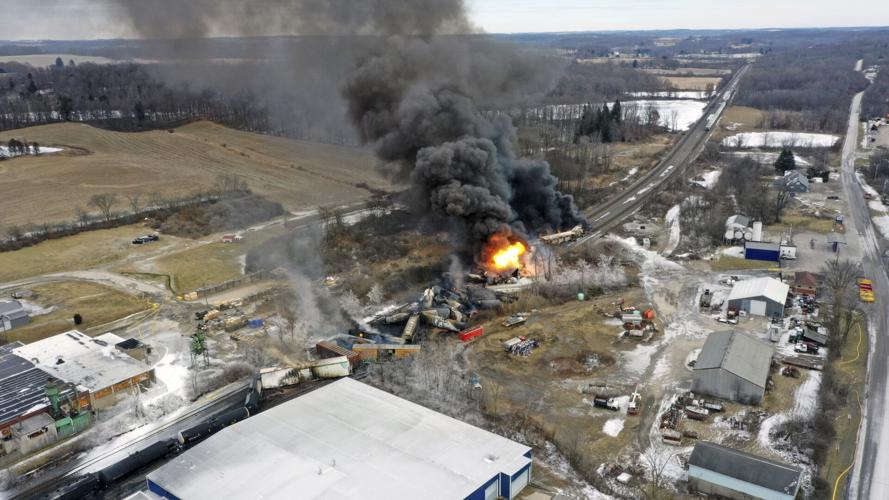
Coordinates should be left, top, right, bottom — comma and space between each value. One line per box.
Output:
571, 64, 749, 246
844, 86, 889, 498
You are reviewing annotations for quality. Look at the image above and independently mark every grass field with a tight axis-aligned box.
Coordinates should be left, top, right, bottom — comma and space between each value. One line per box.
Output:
823, 317, 868, 499
150, 224, 288, 293
0, 224, 191, 283
661, 76, 723, 90
4, 281, 149, 344
769, 213, 838, 235
0, 121, 392, 226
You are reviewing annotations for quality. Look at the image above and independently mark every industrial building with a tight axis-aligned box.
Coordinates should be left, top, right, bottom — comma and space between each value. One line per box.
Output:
147, 378, 533, 500
727, 277, 789, 317
0, 300, 30, 332
12, 330, 153, 409
693, 331, 774, 405
688, 442, 803, 500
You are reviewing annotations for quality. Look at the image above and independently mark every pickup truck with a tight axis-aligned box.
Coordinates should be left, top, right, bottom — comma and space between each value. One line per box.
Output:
132, 234, 160, 245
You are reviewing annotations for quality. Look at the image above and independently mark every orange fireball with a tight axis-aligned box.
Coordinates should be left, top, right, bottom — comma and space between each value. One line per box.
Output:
491, 241, 527, 270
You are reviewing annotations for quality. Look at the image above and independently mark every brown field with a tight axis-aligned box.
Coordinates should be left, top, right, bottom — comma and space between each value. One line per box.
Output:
720, 106, 767, 132
0, 121, 393, 226
4, 281, 148, 344
642, 67, 732, 76
661, 76, 723, 90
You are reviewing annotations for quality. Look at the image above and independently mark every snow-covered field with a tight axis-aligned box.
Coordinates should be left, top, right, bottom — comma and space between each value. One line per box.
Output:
856, 173, 889, 238
0, 145, 63, 157
532, 99, 707, 131
721, 131, 839, 149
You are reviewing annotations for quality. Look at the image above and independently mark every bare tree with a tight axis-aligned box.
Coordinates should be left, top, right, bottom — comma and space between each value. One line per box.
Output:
125, 193, 142, 214
88, 193, 117, 222
74, 206, 89, 228
636, 444, 682, 500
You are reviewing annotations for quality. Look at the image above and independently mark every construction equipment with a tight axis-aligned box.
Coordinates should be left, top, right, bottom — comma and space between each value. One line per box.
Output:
593, 397, 620, 411
699, 289, 712, 309
627, 389, 641, 416
502, 314, 528, 328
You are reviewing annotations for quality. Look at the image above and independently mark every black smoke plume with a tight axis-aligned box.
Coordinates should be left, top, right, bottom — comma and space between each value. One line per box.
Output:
94, 0, 586, 252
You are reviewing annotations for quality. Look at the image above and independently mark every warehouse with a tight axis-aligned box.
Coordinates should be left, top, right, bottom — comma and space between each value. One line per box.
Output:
727, 277, 789, 318
147, 378, 533, 500
688, 442, 802, 500
12, 330, 153, 409
693, 331, 774, 405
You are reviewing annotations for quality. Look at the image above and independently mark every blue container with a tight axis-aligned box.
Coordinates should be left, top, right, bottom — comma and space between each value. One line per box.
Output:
248, 319, 264, 329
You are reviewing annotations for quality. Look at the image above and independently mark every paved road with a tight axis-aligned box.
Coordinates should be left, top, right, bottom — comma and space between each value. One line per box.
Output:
571, 65, 749, 246
844, 90, 889, 498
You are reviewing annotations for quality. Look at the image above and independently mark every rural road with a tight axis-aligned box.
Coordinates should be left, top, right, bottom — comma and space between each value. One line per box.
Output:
572, 64, 750, 246
844, 86, 889, 497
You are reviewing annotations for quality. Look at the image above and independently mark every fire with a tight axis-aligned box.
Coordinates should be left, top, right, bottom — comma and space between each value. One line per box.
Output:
491, 241, 527, 270
481, 232, 530, 273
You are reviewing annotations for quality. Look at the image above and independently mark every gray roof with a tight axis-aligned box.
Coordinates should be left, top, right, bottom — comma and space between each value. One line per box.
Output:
827, 233, 847, 244
2, 310, 29, 321
0, 343, 56, 427
695, 331, 774, 388
0, 300, 24, 316
689, 442, 802, 496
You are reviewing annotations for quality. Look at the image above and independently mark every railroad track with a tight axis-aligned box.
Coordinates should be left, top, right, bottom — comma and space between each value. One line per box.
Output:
569, 64, 750, 247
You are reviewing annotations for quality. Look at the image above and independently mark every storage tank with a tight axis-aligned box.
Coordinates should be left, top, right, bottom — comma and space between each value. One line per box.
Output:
752, 221, 763, 242
744, 230, 754, 241
311, 356, 351, 379
734, 230, 744, 240
725, 228, 735, 241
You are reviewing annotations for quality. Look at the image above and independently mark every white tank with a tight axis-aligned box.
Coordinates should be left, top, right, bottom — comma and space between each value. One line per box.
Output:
744, 230, 754, 241
311, 356, 351, 379
752, 221, 763, 242
734, 230, 744, 240
725, 229, 735, 241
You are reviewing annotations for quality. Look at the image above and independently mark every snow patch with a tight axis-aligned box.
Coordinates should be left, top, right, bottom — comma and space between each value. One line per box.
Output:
721, 246, 745, 258
722, 131, 839, 148
663, 205, 681, 256
603, 418, 625, 437
691, 169, 722, 189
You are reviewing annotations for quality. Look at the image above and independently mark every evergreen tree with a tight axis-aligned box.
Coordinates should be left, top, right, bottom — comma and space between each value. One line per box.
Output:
774, 147, 797, 174
611, 100, 622, 124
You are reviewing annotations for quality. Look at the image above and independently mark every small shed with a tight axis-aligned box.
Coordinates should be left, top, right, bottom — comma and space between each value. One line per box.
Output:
0, 300, 30, 331
727, 277, 789, 317
688, 441, 802, 500
744, 241, 781, 262
693, 331, 774, 405
794, 271, 822, 296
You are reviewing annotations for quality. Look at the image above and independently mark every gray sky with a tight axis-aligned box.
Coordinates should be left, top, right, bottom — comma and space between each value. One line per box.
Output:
0, 0, 887, 40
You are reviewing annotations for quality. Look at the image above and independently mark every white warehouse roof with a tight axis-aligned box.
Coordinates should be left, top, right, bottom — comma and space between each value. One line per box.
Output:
12, 330, 149, 392
147, 378, 531, 500
727, 277, 789, 305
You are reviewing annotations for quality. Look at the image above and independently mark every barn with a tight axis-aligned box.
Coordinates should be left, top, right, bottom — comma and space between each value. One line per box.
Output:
0, 300, 30, 332
727, 277, 789, 317
693, 331, 774, 405
146, 378, 533, 500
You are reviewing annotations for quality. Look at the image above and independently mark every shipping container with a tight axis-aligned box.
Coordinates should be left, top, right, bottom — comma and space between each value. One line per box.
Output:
744, 241, 780, 262
459, 326, 484, 342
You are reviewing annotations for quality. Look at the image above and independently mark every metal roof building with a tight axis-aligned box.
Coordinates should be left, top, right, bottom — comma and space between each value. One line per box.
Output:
693, 331, 774, 405
147, 378, 533, 500
727, 277, 789, 317
0, 342, 56, 433
688, 441, 803, 500
12, 330, 153, 408
0, 300, 30, 331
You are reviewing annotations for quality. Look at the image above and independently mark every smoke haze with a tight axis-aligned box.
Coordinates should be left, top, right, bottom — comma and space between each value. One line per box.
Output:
92, 0, 584, 253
